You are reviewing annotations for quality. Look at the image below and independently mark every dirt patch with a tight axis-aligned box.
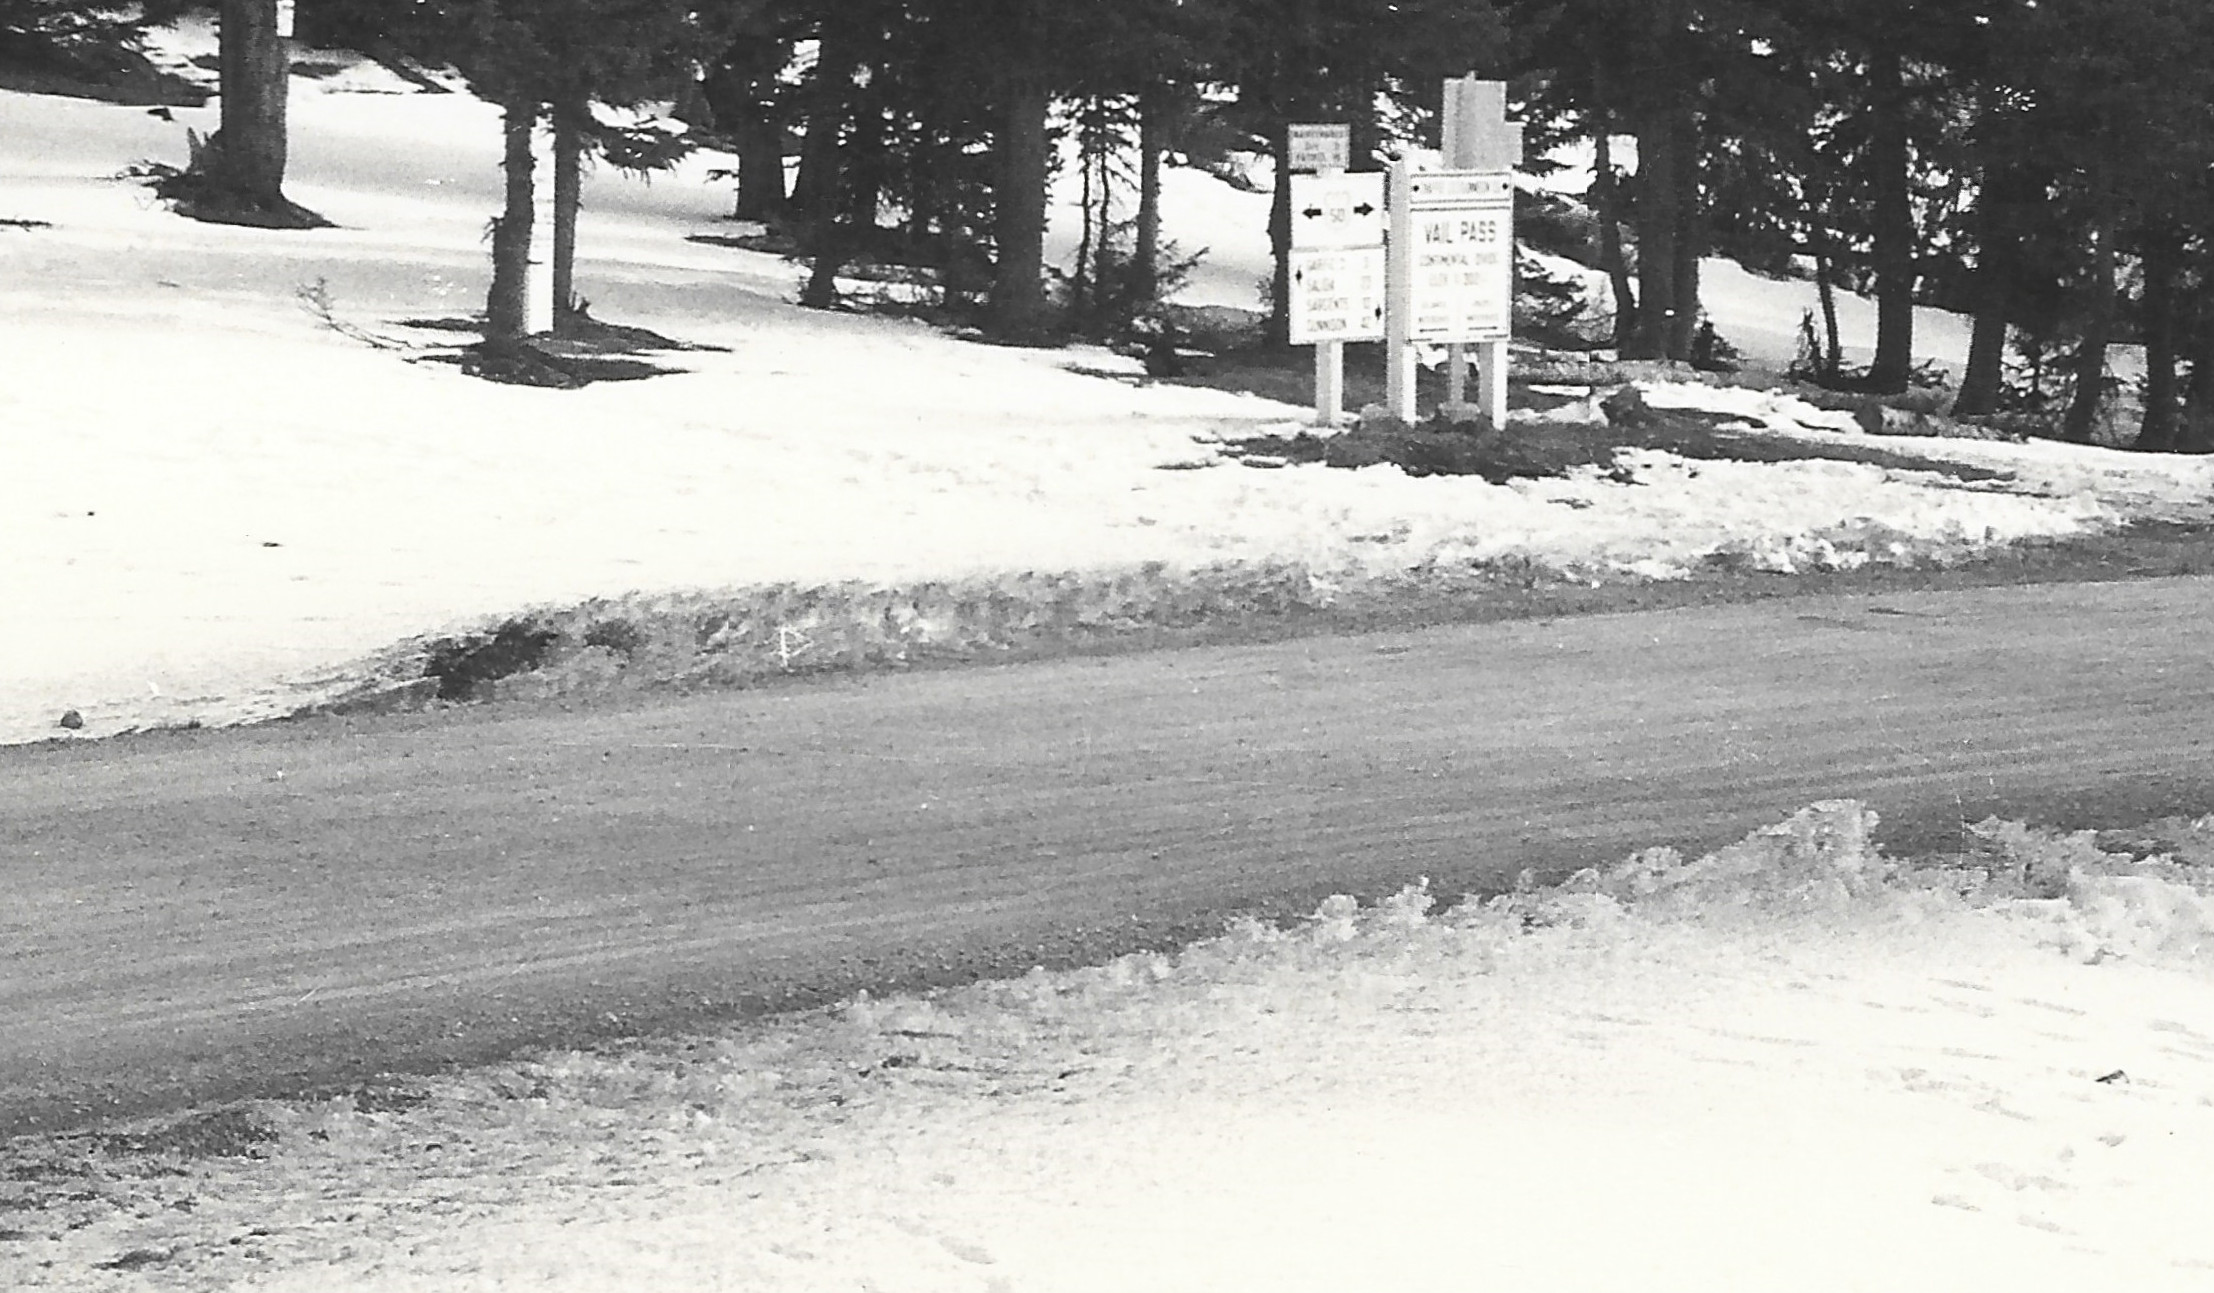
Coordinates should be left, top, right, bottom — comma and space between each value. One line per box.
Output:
396, 311, 721, 389
423, 619, 561, 701
1222, 406, 2015, 485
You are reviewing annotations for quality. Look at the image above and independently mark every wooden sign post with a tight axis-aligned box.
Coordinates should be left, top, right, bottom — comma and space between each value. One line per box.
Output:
1384, 77, 1522, 427
1285, 123, 1383, 426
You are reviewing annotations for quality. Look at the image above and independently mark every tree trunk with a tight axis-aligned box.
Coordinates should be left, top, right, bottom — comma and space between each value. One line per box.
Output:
702, 37, 791, 222
1667, 103, 1701, 361
212, 0, 295, 214
1956, 294, 2009, 416
486, 102, 538, 341
551, 96, 586, 328
1623, 1, 1685, 362
989, 75, 1053, 340
1954, 162, 2028, 416
789, 25, 854, 231
1809, 218, 1843, 381
1866, 45, 1916, 393
288, 0, 322, 47
1589, 108, 1636, 351
731, 110, 787, 220
1073, 102, 1099, 323
1266, 118, 1295, 348
1627, 105, 1679, 360
799, 219, 845, 308
2137, 225, 2181, 452
2062, 213, 2115, 443
1133, 85, 1165, 303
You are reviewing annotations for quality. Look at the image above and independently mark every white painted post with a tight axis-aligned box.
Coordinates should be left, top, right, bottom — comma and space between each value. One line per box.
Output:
1384, 157, 1419, 424
1478, 337, 1508, 429
1315, 340, 1344, 425
1315, 150, 1346, 426
275, 0, 296, 38
1440, 78, 1475, 413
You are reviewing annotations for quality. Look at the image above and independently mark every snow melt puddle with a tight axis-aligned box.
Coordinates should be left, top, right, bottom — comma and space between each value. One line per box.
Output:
8, 803, 2214, 1292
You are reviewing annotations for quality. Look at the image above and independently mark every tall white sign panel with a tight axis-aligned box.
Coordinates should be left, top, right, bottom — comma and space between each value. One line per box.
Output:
1386, 76, 1521, 426
1286, 125, 1370, 425
1405, 171, 1513, 343
1287, 172, 1386, 345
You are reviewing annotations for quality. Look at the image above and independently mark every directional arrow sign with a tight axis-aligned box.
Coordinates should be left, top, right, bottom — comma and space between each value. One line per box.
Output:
1289, 172, 1386, 251
1289, 247, 1387, 344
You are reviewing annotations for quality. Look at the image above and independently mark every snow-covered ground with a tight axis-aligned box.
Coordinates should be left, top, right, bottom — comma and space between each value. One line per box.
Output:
6, 35, 2214, 743
8, 38, 2214, 1291
11, 804, 2214, 1291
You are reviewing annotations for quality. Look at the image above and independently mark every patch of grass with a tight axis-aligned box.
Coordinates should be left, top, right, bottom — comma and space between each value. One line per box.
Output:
1221, 406, 2014, 486
95, 1107, 276, 1160
1224, 421, 1637, 484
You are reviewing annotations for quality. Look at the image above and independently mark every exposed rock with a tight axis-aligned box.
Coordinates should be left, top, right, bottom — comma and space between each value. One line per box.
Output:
1855, 405, 1950, 437
1600, 384, 1659, 427
57, 709, 83, 730
1354, 403, 1410, 435
1437, 401, 1495, 430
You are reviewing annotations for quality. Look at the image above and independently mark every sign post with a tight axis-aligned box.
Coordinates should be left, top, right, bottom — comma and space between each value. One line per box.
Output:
1285, 124, 1381, 426
1385, 78, 1522, 427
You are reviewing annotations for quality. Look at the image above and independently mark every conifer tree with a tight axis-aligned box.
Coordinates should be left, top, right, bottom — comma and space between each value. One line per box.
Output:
406, 0, 716, 339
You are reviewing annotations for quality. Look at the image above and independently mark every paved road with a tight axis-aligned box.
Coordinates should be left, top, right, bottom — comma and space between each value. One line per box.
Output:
6, 578, 2212, 1136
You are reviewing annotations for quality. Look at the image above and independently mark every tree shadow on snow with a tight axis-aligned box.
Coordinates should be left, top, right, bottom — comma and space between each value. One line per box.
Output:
397, 311, 728, 390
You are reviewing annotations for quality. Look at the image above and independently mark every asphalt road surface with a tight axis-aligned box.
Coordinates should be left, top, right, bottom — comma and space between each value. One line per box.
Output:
6, 578, 2212, 1136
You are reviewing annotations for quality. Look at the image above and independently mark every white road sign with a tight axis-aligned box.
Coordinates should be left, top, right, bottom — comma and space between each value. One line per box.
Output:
1288, 123, 1351, 173
1289, 247, 1386, 344
1404, 170, 1514, 342
1289, 172, 1385, 251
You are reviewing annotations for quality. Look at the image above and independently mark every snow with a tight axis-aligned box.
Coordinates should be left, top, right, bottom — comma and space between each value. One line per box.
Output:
11, 804, 2214, 1291
7, 39, 2214, 743
9, 36, 2214, 1290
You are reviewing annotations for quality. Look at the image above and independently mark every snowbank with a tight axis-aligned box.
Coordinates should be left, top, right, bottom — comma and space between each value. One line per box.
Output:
11, 804, 2214, 1291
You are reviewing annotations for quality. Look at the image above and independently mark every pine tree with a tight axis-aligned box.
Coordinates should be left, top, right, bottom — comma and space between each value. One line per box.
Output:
0, 0, 195, 102
403, 0, 717, 340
